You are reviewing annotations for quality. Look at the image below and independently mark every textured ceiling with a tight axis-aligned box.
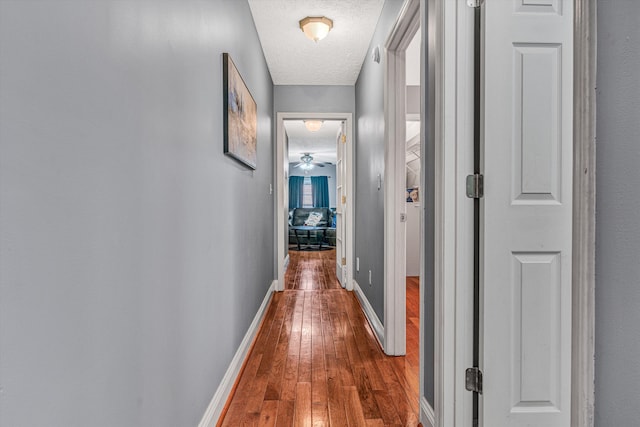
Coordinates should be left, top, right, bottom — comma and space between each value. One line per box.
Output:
248, 0, 385, 85
285, 120, 342, 164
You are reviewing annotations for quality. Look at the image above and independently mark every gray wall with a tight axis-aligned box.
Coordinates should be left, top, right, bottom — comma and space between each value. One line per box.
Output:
354, 0, 405, 324
274, 85, 355, 114
289, 164, 337, 208
595, 1, 640, 425
0, 1, 274, 426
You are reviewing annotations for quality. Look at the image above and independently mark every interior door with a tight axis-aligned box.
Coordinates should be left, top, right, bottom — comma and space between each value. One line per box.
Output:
335, 122, 347, 287
482, 1, 573, 426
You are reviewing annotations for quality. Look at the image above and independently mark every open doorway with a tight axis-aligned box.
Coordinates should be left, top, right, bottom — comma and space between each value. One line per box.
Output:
275, 113, 353, 293
404, 22, 422, 405
283, 119, 342, 290
381, 0, 422, 416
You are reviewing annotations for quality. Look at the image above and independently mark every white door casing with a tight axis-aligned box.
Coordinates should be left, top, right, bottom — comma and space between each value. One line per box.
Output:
335, 122, 347, 287
275, 113, 354, 292
383, 0, 420, 358
482, 1, 574, 427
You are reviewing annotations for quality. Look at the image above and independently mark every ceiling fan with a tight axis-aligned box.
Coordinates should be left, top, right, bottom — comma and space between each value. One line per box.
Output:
292, 153, 331, 170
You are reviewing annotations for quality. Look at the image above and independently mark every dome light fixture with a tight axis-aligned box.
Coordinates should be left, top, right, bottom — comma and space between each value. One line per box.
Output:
299, 16, 333, 43
304, 119, 324, 132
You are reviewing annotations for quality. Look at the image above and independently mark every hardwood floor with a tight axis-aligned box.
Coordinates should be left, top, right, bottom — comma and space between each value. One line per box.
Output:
219, 250, 421, 426
285, 248, 341, 290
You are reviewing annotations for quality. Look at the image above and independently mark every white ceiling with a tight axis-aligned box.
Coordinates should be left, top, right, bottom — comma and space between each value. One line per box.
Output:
285, 120, 341, 164
248, 0, 385, 85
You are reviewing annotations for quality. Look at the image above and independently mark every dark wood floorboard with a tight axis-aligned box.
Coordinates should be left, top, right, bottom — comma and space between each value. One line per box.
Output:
219, 250, 421, 426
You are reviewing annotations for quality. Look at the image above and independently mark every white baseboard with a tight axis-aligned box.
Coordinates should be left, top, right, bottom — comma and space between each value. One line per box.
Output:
198, 280, 276, 427
283, 254, 290, 272
420, 397, 436, 427
353, 280, 384, 347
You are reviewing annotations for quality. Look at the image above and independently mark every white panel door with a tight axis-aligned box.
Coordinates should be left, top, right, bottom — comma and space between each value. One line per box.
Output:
335, 122, 347, 287
482, 1, 573, 427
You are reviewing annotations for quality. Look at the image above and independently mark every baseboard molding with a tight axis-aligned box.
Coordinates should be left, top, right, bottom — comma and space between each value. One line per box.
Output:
353, 280, 384, 347
198, 280, 276, 427
420, 397, 436, 427
283, 254, 290, 273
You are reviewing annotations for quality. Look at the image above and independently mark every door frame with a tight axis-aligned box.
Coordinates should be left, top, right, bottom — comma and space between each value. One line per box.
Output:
275, 112, 354, 292
385, 0, 596, 426
383, 0, 420, 357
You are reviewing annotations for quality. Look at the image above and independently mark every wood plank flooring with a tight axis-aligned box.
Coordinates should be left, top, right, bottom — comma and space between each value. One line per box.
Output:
285, 248, 341, 290
219, 250, 420, 426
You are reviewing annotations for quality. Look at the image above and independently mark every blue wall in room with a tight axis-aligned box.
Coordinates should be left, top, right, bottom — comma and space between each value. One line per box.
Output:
0, 1, 274, 426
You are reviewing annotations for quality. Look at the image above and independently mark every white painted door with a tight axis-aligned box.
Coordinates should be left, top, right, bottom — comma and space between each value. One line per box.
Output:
482, 1, 573, 427
335, 122, 347, 287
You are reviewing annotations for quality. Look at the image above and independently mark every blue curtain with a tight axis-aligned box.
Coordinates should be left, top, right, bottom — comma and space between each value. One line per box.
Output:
289, 176, 304, 209
311, 176, 330, 207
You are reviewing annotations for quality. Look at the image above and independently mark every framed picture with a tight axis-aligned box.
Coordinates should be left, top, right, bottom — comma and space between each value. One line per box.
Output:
223, 53, 257, 169
406, 187, 419, 203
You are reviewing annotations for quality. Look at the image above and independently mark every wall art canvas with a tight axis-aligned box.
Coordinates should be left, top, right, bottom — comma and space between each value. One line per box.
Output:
223, 53, 257, 169
406, 187, 419, 203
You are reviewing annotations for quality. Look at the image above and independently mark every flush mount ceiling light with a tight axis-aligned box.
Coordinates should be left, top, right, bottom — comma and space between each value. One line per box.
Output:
299, 16, 333, 43
304, 120, 324, 132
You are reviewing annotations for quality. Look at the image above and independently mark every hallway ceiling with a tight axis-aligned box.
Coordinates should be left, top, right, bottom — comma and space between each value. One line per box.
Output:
248, 0, 385, 85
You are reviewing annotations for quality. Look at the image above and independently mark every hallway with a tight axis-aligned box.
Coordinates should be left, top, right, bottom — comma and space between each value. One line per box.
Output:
220, 250, 420, 426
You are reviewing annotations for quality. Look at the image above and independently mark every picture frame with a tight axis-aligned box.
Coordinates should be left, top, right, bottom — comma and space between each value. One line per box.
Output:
223, 53, 257, 169
406, 187, 419, 203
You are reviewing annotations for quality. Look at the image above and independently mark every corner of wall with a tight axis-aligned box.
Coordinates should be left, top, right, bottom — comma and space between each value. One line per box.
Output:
353, 280, 385, 347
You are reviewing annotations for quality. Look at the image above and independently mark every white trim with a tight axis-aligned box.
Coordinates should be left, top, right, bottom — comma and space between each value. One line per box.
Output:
425, 0, 473, 425
197, 281, 275, 427
432, 0, 450, 421
572, 1, 596, 426
420, 397, 436, 427
383, 0, 420, 358
283, 254, 290, 273
353, 280, 385, 347
276, 112, 354, 292
448, 0, 475, 426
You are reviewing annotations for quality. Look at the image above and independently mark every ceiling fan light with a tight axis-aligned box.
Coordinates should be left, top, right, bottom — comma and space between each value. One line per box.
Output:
299, 16, 333, 43
300, 162, 314, 170
304, 120, 323, 132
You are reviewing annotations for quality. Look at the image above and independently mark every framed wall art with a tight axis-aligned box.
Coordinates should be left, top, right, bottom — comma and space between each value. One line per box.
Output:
223, 53, 257, 169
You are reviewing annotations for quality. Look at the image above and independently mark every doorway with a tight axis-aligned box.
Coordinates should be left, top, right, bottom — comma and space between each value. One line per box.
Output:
275, 113, 353, 293
283, 119, 342, 289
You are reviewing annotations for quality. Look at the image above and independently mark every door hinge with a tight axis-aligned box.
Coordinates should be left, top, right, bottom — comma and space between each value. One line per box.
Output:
341, 134, 347, 143
466, 0, 484, 7
466, 174, 484, 199
341, 257, 346, 266
465, 367, 483, 394
342, 195, 347, 204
